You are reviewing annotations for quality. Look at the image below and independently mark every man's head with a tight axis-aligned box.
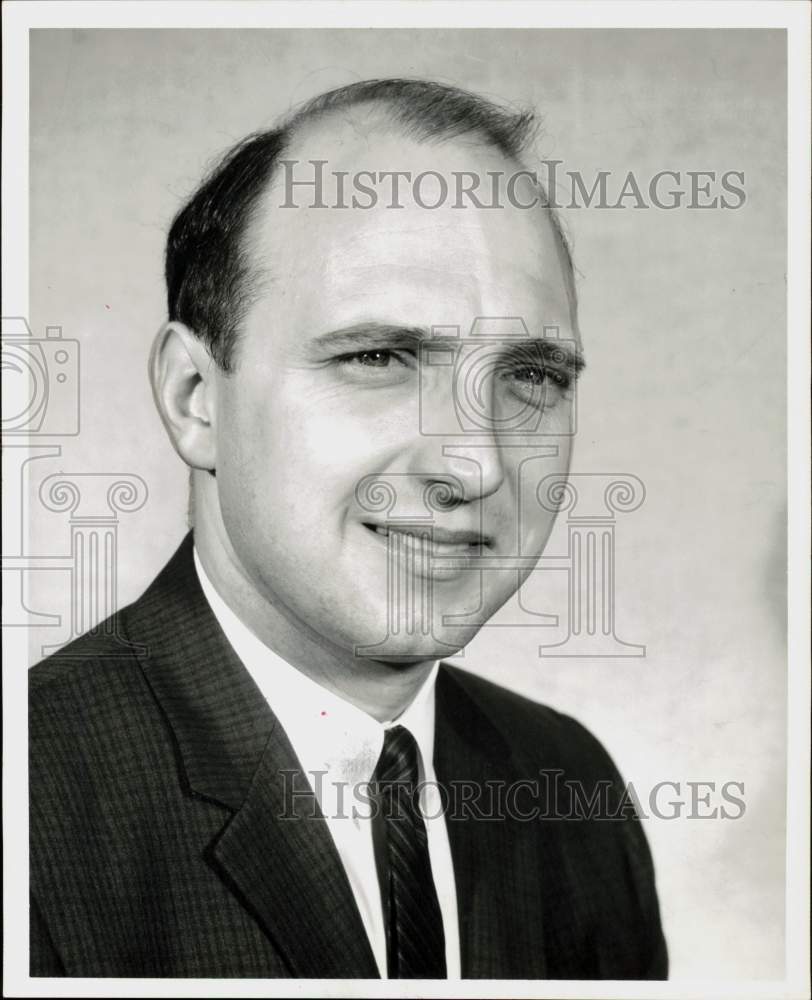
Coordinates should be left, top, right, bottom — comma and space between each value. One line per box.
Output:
151, 78, 582, 671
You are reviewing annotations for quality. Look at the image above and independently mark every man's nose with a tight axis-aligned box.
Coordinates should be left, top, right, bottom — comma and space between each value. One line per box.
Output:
425, 442, 507, 505
413, 366, 508, 503
407, 418, 508, 505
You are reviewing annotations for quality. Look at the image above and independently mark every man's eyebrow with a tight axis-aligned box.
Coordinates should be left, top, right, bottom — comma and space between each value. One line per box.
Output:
510, 339, 586, 377
310, 323, 430, 353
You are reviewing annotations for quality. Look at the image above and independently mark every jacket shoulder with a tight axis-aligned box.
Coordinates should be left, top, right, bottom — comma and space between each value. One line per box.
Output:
442, 663, 619, 778
29, 532, 194, 700
28, 610, 159, 774
29, 611, 135, 694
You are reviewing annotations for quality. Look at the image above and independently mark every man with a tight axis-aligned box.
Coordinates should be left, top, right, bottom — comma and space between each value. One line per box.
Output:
29, 79, 667, 979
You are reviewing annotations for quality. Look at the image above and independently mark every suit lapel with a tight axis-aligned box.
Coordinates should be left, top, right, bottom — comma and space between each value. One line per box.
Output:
128, 534, 379, 978
209, 721, 380, 978
435, 666, 548, 979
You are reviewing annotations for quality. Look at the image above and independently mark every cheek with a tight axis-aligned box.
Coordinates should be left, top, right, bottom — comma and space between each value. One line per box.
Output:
298, 412, 380, 469
269, 383, 418, 503
509, 437, 573, 550
216, 388, 396, 537
214, 388, 287, 544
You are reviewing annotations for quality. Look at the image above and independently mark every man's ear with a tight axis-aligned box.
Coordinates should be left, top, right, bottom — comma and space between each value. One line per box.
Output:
149, 322, 218, 470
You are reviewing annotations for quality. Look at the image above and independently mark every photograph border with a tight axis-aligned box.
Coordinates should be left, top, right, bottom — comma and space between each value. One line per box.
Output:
3, 3, 809, 998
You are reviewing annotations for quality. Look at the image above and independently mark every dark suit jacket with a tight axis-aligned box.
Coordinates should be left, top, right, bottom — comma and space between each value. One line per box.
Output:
29, 532, 667, 979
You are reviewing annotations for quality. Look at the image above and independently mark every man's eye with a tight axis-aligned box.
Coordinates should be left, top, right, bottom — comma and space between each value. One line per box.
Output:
337, 348, 414, 370
510, 366, 546, 386
354, 350, 395, 367
504, 365, 571, 390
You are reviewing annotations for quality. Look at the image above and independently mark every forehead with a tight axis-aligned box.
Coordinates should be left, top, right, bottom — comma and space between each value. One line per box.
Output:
247, 119, 576, 339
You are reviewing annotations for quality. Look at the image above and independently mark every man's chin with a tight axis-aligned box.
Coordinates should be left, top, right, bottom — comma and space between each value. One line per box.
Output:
349, 624, 479, 664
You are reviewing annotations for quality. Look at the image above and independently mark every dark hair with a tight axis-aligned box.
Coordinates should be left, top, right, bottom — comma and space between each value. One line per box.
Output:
165, 78, 569, 371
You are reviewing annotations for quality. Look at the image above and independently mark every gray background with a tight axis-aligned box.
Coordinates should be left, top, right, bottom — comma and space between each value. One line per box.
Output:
27, 28, 787, 979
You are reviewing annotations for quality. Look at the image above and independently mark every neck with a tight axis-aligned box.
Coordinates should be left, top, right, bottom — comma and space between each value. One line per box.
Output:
192, 494, 436, 723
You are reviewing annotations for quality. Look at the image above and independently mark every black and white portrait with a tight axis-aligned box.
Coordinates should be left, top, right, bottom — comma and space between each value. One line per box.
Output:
3, 4, 808, 998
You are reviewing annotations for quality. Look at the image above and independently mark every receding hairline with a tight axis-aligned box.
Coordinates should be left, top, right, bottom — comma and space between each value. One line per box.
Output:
165, 78, 579, 371
281, 78, 539, 158
245, 104, 579, 331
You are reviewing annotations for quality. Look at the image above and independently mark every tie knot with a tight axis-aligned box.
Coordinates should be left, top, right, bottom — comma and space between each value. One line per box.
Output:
375, 724, 421, 788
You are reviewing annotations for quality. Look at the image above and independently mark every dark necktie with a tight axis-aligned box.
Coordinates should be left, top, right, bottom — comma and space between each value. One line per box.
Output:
373, 725, 447, 979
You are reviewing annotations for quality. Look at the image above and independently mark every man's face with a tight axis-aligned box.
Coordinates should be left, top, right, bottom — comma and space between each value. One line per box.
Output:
213, 123, 580, 661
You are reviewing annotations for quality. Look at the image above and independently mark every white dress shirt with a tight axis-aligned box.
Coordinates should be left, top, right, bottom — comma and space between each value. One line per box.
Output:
193, 549, 461, 978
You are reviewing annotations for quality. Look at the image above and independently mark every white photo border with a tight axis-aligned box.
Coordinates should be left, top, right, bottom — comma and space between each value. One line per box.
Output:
3, 3, 809, 998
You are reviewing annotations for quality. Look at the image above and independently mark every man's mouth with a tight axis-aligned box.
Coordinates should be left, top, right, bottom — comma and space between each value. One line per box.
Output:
362, 522, 491, 555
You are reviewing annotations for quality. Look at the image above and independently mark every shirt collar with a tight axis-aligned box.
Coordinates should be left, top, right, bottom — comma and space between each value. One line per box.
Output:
192, 548, 439, 814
